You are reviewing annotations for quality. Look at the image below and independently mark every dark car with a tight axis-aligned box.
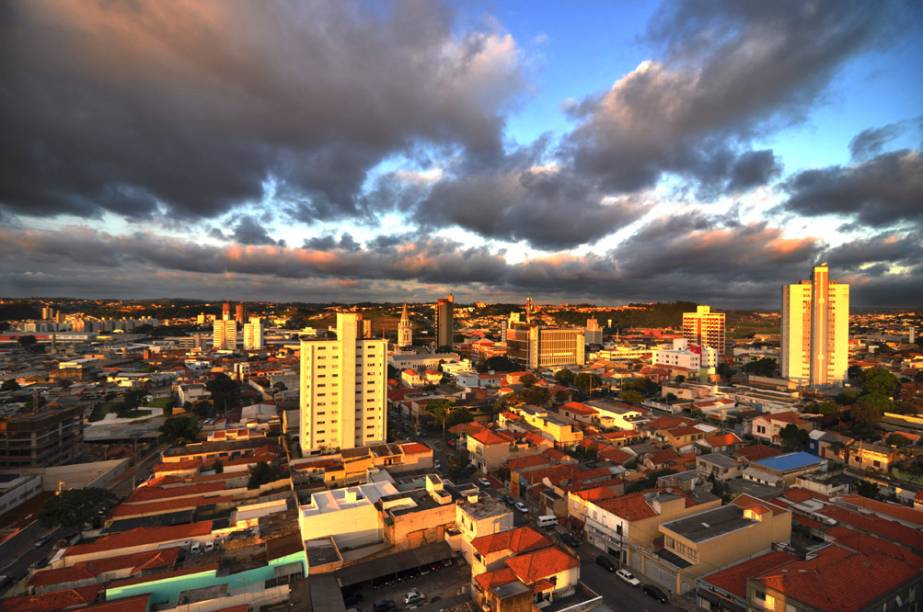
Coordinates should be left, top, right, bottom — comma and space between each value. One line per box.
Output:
560, 533, 580, 548
373, 599, 396, 612
642, 584, 668, 603
595, 555, 616, 572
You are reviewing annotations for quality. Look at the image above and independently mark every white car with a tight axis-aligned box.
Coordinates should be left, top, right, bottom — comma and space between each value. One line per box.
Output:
478, 478, 491, 488
616, 568, 641, 587
403, 589, 425, 605
514, 502, 528, 513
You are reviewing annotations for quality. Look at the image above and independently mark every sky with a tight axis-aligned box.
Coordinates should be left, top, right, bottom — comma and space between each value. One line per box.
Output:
1, 0, 921, 308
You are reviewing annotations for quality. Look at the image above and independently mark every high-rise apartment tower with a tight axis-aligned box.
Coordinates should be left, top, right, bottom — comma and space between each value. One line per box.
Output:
682, 305, 726, 359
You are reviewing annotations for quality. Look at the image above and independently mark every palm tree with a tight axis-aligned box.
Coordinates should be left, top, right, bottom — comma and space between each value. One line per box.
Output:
426, 399, 455, 439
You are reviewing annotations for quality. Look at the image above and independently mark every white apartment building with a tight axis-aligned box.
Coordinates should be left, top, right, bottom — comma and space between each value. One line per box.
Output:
213, 318, 237, 350
243, 317, 264, 350
300, 312, 388, 453
653, 338, 717, 372
781, 264, 849, 386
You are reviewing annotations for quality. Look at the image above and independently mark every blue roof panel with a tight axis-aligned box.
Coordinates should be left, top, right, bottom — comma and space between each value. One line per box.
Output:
753, 451, 822, 472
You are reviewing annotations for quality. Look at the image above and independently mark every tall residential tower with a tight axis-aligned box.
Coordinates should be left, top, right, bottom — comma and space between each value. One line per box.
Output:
682, 305, 726, 359
435, 294, 454, 348
781, 264, 849, 386
299, 312, 387, 453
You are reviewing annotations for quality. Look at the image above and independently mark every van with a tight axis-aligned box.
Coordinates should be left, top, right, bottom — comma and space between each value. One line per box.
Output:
537, 515, 558, 529
190, 542, 201, 554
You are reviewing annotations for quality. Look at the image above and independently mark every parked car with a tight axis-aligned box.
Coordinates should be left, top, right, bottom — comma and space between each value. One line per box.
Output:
595, 555, 616, 572
204, 541, 215, 553
190, 542, 201, 554
514, 502, 529, 513
403, 589, 425, 605
616, 568, 640, 586
560, 533, 580, 548
373, 600, 396, 612
478, 478, 491, 488
642, 584, 668, 603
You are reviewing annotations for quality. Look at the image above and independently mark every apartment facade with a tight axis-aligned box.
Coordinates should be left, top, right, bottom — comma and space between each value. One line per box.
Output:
507, 323, 586, 369
213, 318, 237, 350
435, 295, 454, 348
299, 312, 388, 453
682, 305, 726, 359
0, 405, 84, 468
243, 317, 264, 350
781, 264, 849, 386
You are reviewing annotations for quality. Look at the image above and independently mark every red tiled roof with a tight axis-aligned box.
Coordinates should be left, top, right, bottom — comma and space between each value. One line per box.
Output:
108, 561, 219, 589
665, 425, 703, 437
0, 585, 100, 612
826, 526, 923, 568
817, 505, 923, 548
449, 422, 484, 436
755, 544, 921, 611
778, 487, 829, 504
65, 521, 213, 557
471, 526, 551, 556
735, 444, 781, 462
508, 454, 550, 471
596, 492, 657, 521
110, 495, 231, 518
732, 494, 787, 517
474, 567, 518, 591
400, 442, 432, 455
573, 484, 621, 502
703, 432, 741, 447
597, 446, 633, 464
471, 428, 513, 446
756, 411, 806, 425
505, 546, 579, 583
561, 402, 597, 416
126, 482, 227, 503
501, 411, 521, 420
30, 548, 180, 588
702, 550, 795, 599
838, 495, 923, 528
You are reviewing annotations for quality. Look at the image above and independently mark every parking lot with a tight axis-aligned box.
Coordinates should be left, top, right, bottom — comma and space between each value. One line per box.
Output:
346, 558, 471, 612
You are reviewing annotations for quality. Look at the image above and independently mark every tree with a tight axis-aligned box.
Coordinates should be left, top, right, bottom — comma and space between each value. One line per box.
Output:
574, 373, 602, 396
854, 479, 879, 499
426, 399, 455, 438
515, 386, 551, 406
40, 488, 118, 529
206, 373, 240, 415
554, 369, 575, 386
847, 365, 863, 381
1, 379, 20, 391
742, 358, 777, 377
818, 402, 839, 417
885, 433, 912, 448
17, 335, 37, 349
621, 390, 643, 405
213, 460, 224, 474
859, 367, 900, 398
836, 388, 861, 405
780, 424, 810, 452
915, 371, 923, 384
674, 375, 686, 384
479, 356, 518, 372
852, 392, 891, 424
445, 407, 474, 430
160, 415, 201, 444
248, 460, 287, 488
716, 363, 736, 381
520, 373, 537, 387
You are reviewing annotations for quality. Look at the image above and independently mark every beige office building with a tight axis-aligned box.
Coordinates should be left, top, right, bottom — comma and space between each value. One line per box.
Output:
781, 264, 849, 386
300, 312, 387, 453
682, 305, 726, 358
213, 318, 237, 350
507, 324, 585, 369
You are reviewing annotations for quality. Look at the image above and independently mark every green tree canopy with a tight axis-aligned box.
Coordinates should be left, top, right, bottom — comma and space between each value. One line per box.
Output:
207, 373, 240, 414
160, 415, 201, 444
554, 369, 575, 386
859, 367, 900, 397
620, 390, 644, 405
1, 379, 20, 391
248, 460, 287, 489
852, 392, 891, 424
426, 398, 455, 437
520, 373, 538, 387
779, 424, 810, 452
885, 433, 912, 448
479, 356, 519, 372
40, 488, 118, 529
515, 386, 551, 406
445, 406, 475, 430
574, 373, 603, 396
742, 358, 777, 377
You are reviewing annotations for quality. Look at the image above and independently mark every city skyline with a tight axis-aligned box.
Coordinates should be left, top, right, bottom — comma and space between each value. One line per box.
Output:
1, 1, 921, 307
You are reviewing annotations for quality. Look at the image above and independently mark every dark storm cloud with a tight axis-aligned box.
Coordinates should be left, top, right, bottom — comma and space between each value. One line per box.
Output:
303, 233, 361, 252
0, 0, 522, 221
4, 215, 919, 307
561, 0, 899, 196
232, 216, 281, 246
781, 149, 923, 227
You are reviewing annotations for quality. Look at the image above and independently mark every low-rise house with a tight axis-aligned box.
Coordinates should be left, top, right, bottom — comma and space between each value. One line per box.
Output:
696, 453, 741, 481
743, 452, 826, 487
470, 526, 551, 576
749, 412, 812, 445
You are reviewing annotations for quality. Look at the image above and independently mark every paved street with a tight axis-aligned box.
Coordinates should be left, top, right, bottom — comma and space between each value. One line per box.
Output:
0, 525, 64, 596
349, 560, 471, 611
571, 542, 683, 612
